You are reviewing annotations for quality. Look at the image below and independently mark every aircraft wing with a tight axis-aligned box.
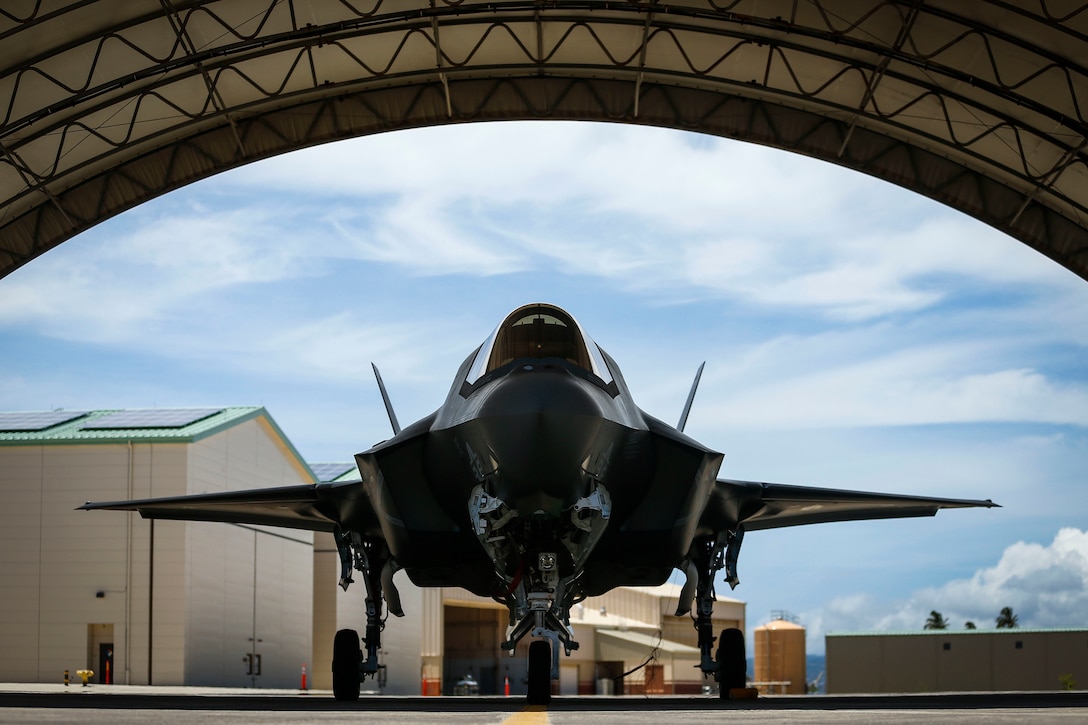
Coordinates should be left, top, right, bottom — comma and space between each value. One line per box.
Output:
79, 479, 375, 534
701, 477, 998, 532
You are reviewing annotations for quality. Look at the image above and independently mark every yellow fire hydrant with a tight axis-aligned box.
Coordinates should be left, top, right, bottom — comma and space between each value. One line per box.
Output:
75, 669, 94, 687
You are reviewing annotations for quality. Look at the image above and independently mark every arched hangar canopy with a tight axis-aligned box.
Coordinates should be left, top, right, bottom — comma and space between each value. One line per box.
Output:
2, 1, 1087, 281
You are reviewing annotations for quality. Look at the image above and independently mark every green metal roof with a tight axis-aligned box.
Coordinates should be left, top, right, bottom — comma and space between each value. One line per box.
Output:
1, 406, 257, 444
0, 406, 315, 481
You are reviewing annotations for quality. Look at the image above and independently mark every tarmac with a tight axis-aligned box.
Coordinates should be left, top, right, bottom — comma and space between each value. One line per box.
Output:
2, 683, 1088, 724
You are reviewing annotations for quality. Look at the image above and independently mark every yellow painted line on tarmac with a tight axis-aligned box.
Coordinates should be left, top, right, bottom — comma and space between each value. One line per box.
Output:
501, 704, 549, 725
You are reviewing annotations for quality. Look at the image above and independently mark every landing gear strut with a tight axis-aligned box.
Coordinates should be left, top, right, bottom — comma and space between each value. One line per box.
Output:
680, 527, 747, 695
333, 530, 401, 701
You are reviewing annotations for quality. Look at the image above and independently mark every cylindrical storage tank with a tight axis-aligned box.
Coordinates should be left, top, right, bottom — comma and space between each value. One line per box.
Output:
754, 618, 806, 695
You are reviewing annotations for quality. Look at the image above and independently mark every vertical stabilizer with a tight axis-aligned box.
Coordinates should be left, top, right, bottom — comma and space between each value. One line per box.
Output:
371, 363, 402, 435
677, 362, 705, 433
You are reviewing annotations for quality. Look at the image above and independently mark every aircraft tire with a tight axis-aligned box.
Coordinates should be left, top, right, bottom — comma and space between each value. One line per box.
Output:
526, 640, 552, 705
332, 628, 361, 701
716, 627, 746, 698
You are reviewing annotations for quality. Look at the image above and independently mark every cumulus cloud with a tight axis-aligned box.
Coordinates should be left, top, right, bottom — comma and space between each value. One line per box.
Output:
225, 122, 1076, 319
808, 528, 1088, 643
0, 203, 329, 342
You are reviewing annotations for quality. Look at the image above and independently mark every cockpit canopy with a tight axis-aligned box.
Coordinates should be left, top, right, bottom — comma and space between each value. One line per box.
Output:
466, 304, 613, 385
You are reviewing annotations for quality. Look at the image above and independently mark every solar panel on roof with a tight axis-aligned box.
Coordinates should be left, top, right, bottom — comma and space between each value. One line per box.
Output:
0, 410, 89, 432
310, 463, 356, 481
82, 408, 223, 430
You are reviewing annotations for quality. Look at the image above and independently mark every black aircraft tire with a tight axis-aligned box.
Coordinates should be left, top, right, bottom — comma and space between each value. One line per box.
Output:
332, 628, 361, 701
717, 627, 746, 698
526, 640, 552, 705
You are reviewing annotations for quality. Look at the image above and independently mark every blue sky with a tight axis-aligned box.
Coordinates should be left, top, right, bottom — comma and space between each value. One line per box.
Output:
2, 121, 1086, 654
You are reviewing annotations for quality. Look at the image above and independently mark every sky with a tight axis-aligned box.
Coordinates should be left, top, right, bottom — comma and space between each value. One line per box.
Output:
2, 121, 1087, 656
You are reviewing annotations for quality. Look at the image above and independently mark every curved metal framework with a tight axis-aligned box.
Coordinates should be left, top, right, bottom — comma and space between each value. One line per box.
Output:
2, 1, 1087, 280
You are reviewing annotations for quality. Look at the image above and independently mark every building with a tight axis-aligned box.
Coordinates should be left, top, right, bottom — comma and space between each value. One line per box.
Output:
0, 408, 315, 688
826, 629, 1088, 693
421, 582, 745, 696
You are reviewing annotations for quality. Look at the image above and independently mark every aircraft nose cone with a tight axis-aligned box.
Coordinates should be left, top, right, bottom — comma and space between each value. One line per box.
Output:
476, 367, 608, 515
478, 365, 603, 419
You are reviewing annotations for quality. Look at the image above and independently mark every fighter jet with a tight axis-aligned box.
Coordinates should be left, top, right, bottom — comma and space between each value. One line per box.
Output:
81, 303, 996, 703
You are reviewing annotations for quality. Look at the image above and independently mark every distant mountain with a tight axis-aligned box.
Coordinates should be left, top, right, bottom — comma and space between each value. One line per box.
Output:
806, 654, 826, 694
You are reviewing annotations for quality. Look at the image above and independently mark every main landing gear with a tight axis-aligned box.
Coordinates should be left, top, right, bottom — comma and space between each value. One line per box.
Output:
678, 527, 749, 698
332, 629, 362, 701
332, 530, 401, 702
716, 627, 747, 697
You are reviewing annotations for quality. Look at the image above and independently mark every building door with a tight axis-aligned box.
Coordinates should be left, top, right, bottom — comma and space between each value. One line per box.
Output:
644, 663, 665, 694
443, 605, 503, 695
560, 664, 579, 695
595, 661, 624, 695
87, 624, 113, 685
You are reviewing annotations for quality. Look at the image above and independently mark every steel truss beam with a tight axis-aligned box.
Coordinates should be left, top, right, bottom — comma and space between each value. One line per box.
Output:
1, 1, 1087, 279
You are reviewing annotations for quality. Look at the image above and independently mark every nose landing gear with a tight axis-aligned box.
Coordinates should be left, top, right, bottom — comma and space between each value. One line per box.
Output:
526, 639, 552, 705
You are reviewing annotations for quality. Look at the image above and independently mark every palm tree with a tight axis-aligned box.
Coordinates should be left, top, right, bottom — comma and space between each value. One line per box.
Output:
924, 610, 949, 630
965, 621, 977, 629
996, 606, 1019, 629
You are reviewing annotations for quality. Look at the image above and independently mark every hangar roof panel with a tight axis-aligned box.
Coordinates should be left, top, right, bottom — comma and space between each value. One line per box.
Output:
2, 1, 1088, 282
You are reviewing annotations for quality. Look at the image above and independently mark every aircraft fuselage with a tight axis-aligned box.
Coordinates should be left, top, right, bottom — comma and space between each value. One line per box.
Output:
356, 349, 722, 604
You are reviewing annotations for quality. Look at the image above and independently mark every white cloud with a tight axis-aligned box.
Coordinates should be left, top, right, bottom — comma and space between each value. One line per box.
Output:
226, 122, 1077, 321
729, 361, 1088, 428
688, 323, 1088, 429
809, 528, 1088, 641
328, 198, 528, 275
0, 203, 328, 343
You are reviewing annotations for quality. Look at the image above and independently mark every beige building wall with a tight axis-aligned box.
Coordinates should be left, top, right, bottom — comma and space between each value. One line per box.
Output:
0, 414, 313, 688
182, 420, 313, 688
827, 630, 1088, 693
0, 442, 172, 685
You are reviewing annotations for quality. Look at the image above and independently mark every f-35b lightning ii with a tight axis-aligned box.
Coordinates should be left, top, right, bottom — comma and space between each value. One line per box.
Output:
82, 303, 996, 704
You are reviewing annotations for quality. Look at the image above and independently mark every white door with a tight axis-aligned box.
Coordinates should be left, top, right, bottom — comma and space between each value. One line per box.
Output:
560, 663, 579, 695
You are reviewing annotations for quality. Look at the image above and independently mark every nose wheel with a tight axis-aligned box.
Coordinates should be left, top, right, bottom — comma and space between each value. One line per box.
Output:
526, 639, 552, 705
